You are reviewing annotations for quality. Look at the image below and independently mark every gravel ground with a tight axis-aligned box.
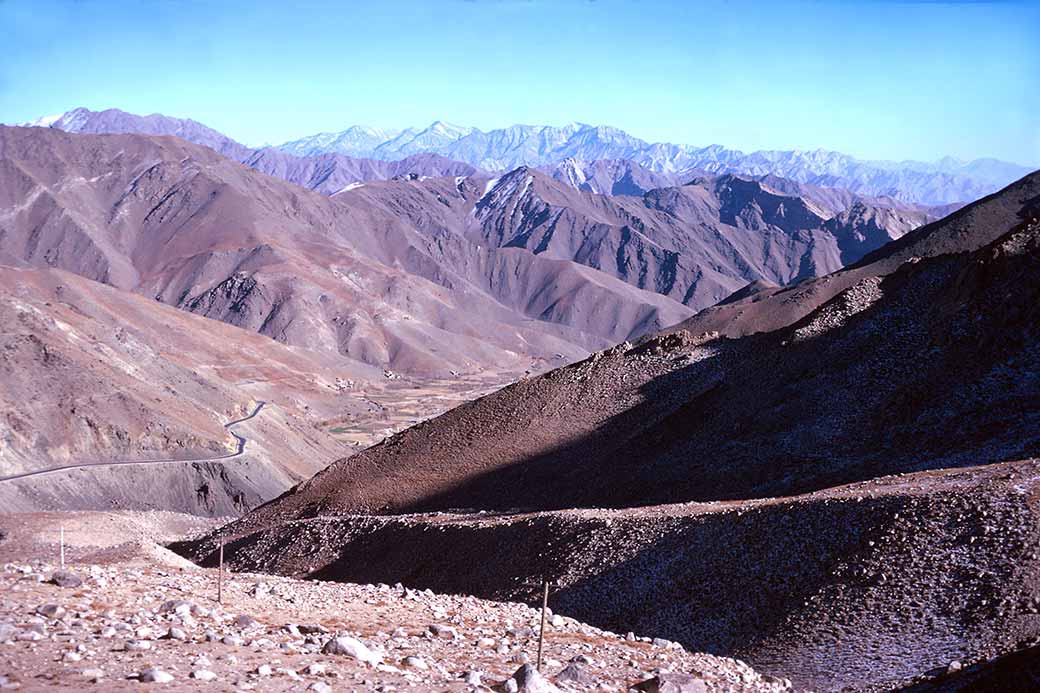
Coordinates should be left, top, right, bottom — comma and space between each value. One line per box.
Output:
181, 459, 1040, 692
0, 514, 789, 692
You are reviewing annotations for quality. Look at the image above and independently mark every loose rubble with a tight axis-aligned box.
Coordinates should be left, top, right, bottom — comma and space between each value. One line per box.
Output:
0, 534, 789, 692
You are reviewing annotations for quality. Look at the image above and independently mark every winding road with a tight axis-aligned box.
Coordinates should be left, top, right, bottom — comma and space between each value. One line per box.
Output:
0, 401, 267, 483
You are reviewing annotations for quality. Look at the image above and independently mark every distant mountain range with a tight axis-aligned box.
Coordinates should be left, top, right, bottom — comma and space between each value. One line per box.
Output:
0, 123, 949, 379
277, 119, 1032, 205
22, 107, 1032, 205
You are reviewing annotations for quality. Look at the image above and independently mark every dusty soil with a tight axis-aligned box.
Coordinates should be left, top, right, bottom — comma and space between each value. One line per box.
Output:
0, 512, 789, 692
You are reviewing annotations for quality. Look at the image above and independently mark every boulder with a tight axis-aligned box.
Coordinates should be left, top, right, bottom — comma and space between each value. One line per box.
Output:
555, 662, 596, 687
36, 604, 65, 619
321, 635, 382, 665
49, 570, 83, 588
139, 668, 174, 683
497, 664, 560, 693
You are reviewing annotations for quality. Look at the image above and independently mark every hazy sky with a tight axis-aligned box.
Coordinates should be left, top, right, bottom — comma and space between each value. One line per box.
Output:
1, 0, 1037, 163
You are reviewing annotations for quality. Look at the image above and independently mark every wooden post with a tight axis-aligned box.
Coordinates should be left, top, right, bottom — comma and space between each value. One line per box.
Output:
217, 540, 224, 604
536, 581, 550, 672
59, 526, 65, 569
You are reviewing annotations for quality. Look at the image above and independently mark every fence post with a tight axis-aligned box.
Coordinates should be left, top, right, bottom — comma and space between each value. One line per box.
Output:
536, 580, 550, 672
217, 540, 224, 604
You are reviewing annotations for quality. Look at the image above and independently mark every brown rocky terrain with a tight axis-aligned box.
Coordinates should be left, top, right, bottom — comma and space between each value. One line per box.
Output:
182, 458, 1040, 691
179, 171, 1040, 690
346, 165, 940, 312
0, 125, 688, 375
0, 511, 789, 692
5, 117, 1036, 692
203, 172, 1040, 520
1, 125, 943, 378
0, 265, 525, 515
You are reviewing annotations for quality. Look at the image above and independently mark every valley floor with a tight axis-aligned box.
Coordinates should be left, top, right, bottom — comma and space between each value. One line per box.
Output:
0, 369, 527, 517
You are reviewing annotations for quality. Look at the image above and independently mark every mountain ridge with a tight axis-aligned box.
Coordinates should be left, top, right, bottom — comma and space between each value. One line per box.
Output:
19, 107, 1030, 205
276, 118, 1031, 204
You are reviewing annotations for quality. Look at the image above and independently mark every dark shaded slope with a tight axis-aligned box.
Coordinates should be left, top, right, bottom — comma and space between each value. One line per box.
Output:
217, 172, 1040, 530
179, 458, 1040, 692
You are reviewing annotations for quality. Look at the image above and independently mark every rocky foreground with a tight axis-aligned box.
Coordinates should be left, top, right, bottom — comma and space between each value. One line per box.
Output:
0, 513, 789, 692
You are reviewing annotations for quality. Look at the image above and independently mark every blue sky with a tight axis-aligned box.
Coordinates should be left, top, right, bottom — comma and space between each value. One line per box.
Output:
1, 0, 1037, 164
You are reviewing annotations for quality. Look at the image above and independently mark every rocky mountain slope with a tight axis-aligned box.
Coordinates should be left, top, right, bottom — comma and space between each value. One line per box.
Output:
183, 169, 1040, 690
183, 458, 1040, 692
278, 119, 1030, 205
0, 510, 791, 692
211, 170, 1039, 521
0, 265, 381, 515
347, 165, 939, 311
0, 261, 544, 515
1, 125, 945, 377
1, 125, 695, 376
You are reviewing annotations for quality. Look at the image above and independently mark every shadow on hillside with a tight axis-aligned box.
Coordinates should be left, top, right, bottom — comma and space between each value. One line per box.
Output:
388, 234, 1040, 517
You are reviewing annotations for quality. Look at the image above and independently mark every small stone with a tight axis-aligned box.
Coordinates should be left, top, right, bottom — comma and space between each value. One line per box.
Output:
948, 661, 963, 673
191, 670, 217, 681
322, 636, 382, 665
125, 639, 152, 651
164, 627, 188, 641
0, 624, 15, 642
555, 663, 596, 687
63, 651, 82, 662
304, 663, 326, 676
402, 656, 428, 669
49, 570, 83, 588
308, 683, 332, 693
427, 624, 457, 639
222, 635, 244, 646
253, 664, 273, 676
234, 614, 260, 630
139, 668, 174, 683
81, 668, 105, 682
464, 670, 483, 686
36, 604, 66, 619
631, 673, 709, 693
503, 664, 560, 693
159, 600, 192, 616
